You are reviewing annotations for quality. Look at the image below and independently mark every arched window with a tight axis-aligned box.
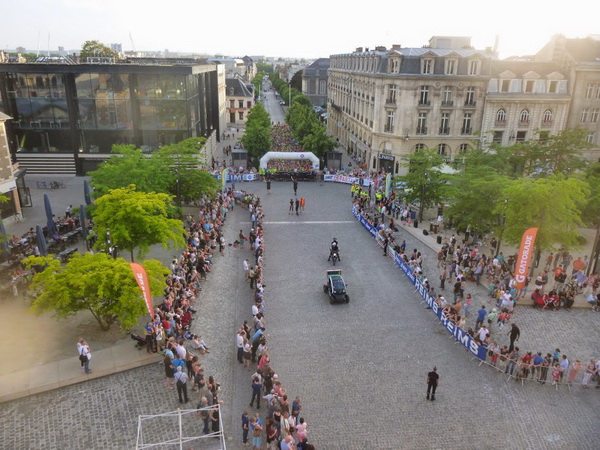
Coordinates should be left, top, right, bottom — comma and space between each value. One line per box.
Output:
520, 109, 530, 124
414, 143, 426, 153
496, 109, 506, 124
459, 143, 469, 154
543, 109, 553, 124
438, 143, 448, 156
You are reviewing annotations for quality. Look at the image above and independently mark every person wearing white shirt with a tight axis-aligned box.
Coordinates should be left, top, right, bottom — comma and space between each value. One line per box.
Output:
236, 331, 245, 364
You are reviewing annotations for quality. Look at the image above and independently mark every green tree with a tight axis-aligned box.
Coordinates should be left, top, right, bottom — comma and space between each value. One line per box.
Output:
287, 103, 319, 142
80, 40, 119, 60
244, 102, 271, 129
490, 128, 591, 178
153, 137, 218, 203
446, 171, 510, 236
23, 253, 168, 331
582, 162, 600, 273
302, 124, 336, 160
499, 175, 589, 252
93, 186, 185, 261
396, 149, 446, 222
90, 145, 171, 198
240, 103, 271, 162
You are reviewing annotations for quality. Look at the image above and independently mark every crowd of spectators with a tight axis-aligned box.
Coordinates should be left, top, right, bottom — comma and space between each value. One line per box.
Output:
144, 191, 237, 434
234, 193, 314, 450
352, 191, 600, 390
271, 124, 303, 152
267, 159, 313, 172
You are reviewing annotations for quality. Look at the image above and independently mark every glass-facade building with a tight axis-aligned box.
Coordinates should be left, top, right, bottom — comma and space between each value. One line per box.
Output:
0, 63, 222, 174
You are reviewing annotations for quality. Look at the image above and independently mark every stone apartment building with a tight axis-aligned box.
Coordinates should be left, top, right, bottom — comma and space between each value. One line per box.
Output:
327, 35, 600, 174
327, 36, 494, 174
225, 77, 254, 128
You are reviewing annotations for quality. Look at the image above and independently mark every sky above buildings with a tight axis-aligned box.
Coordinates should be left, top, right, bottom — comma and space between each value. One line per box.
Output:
2, 0, 597, 59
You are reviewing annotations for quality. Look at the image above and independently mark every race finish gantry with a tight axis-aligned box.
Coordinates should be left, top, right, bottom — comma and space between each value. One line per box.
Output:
259, 151, 320, 181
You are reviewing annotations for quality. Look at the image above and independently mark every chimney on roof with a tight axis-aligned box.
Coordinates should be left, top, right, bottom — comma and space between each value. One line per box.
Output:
365, 48, 369, 52
355, 47, 363, 52
392, 44, 401, 50
375, 46, 386, 51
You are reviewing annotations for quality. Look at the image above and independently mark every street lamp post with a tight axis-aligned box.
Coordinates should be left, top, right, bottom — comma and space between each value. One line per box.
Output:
175, 168, 181, 208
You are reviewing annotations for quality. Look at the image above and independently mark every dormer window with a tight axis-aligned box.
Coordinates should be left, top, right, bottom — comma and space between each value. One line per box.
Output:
468, 59, 480, 76
445, 59, 457, 75
389, 58, 400, 74
422, 58, 434, 75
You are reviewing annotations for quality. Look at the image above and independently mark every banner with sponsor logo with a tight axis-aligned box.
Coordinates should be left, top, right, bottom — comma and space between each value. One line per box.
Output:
213, 173, 258, 182
514, 227, 538, 290
130, 263, 154, 318
323, 174, 372, 186
351, 206, 487, 361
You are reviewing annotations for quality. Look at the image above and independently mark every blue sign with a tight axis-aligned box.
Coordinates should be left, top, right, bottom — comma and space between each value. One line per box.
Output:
351, 206, 488, 361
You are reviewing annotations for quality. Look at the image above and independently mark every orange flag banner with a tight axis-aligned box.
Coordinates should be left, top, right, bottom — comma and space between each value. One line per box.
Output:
514, 227, 538, 290
130, 262, 154, 318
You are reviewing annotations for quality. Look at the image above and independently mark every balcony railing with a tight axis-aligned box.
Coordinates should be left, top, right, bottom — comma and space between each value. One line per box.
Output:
464, 100, 477, 108
518, 120, 530, 128
418, 100, 431, 107
441, 100, 454, 107
439, 127, 450, 135
416, 127, 427, 135
461, 127, 472, 135
540, 120, 552, 128
495, 120, 506, 127
385, 98, 396, 105
384, 125, 394, 133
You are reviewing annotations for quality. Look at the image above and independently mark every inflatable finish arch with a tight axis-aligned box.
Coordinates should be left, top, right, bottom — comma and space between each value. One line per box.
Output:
259, 151, 320, 170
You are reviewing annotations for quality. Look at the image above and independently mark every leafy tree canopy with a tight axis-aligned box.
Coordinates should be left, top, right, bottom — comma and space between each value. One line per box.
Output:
498, 174, 589, 251
396, 149, 447, 222
90, 145, 171, 198
23, 253, 168, 331
302, 124, 336, 161
80, 40, 119, 60
93, 186, 185, 261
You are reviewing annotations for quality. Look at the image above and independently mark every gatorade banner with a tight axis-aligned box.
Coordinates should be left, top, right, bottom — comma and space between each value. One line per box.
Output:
130, 263, 154, 317
514, 227, 538, 289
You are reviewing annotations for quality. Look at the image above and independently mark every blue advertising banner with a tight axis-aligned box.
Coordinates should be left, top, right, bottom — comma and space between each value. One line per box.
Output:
351, 206, 488, 361
213, 173, 259, 182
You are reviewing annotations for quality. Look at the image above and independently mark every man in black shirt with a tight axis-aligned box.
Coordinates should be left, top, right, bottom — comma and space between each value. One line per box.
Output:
426, 366, 439, 401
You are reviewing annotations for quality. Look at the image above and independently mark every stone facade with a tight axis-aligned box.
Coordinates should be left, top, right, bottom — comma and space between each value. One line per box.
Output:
225, 78, 255, 128
302, 58, 330, 107
328, 38, 494, 174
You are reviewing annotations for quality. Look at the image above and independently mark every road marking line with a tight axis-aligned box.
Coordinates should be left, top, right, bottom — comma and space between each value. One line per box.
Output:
263, 221, 355, 225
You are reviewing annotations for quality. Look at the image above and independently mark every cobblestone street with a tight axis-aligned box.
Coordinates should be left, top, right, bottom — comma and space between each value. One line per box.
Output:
1, 182, 599, 449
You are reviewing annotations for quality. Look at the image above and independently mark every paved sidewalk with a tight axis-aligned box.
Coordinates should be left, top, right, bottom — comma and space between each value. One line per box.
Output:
0, 341, 160, 404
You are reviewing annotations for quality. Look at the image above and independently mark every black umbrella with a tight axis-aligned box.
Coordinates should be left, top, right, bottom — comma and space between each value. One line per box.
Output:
43, 194, 56, 236
84, 180, 92, 206
79, 204, 88, 241
36, 224, 48, 256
